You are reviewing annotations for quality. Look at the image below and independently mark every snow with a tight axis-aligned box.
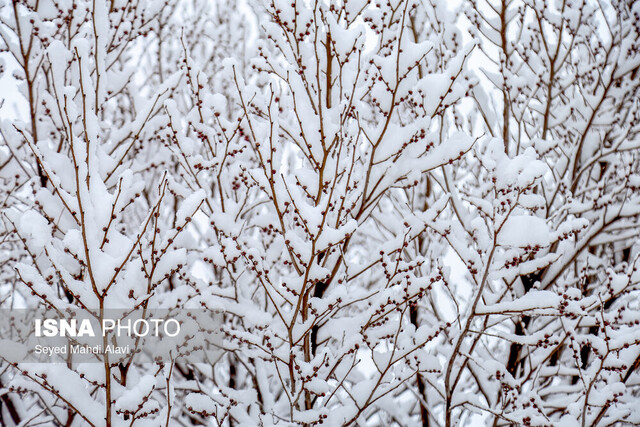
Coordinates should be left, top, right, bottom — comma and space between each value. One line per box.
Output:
115, 375, 157, 412
498, 215, 550, 247
1, 0, 639, 425
477, 290, 561, 314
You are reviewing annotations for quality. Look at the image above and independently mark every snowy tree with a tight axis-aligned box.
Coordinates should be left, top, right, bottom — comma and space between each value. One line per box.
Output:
445, 0, 640, 425
0, 0, 639, 426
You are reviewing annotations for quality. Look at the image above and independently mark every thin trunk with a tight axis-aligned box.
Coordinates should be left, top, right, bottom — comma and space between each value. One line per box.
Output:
410, 305, 430, 427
